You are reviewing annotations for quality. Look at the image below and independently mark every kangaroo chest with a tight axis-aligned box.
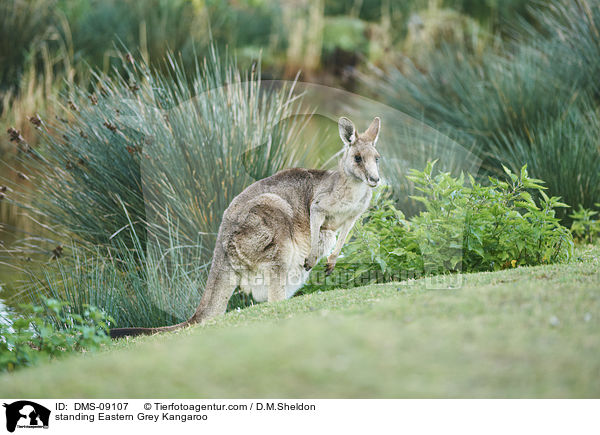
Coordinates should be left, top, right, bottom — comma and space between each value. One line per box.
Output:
321, 186, 371, 231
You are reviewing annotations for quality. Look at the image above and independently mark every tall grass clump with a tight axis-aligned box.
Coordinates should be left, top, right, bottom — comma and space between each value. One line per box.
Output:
14, 47, 310, 248
360, 0, 600, 216
8, 47, 312, 326
24, 213, 207, 328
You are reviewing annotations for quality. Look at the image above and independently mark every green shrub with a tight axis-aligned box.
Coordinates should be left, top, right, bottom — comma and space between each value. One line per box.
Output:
415, 163, 573, 271
302, 162, 573, 292
570, 204, 600, 244
0, 297, 111, 372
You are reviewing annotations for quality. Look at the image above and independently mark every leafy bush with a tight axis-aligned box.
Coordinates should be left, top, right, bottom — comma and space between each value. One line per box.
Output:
302, 162, 573, 292
0, 298, 111, 372
299, 187, 421, 294
570, 204, 600, 244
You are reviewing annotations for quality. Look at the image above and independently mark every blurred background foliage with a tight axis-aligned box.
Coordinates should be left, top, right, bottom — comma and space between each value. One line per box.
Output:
1, 0, 599, 324
0, 0, 545, 155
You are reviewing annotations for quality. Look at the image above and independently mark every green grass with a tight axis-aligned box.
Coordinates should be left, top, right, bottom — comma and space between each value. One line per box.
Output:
1, 246, 599, 398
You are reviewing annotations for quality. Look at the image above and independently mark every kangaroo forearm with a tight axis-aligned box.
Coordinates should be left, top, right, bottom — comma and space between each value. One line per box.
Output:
331, 231, 348, 258
329, 220, 353, 260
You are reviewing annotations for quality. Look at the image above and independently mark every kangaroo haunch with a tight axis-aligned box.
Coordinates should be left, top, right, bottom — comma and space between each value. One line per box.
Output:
110, 116, 382, 338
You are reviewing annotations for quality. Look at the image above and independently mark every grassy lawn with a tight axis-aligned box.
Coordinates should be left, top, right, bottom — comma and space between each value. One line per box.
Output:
0, 246, 598, 398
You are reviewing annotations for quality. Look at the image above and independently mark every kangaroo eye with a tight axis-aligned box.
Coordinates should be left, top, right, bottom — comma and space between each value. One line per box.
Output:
354, 155, 362, 163
375, 156, 380, 163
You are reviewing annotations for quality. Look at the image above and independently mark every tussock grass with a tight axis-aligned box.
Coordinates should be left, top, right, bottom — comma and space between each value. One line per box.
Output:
6, 48, 314, 327
360, 0, 600, 216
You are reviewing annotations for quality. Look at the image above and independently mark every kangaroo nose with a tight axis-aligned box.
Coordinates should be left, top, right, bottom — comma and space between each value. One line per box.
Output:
368, 176, 379, 184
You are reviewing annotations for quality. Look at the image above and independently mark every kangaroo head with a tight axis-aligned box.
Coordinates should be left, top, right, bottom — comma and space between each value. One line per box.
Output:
338, 116, 381, 187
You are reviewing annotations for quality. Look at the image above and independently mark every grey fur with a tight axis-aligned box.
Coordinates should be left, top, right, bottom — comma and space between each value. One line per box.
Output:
110, 116, 381, 338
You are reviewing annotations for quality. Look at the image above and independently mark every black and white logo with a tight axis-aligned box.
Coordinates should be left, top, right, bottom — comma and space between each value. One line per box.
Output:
3, 401, 50, 432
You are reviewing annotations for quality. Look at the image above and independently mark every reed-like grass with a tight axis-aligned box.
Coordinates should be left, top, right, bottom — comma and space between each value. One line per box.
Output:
24, 207, 207, 328
7, 48, 313, 326
360, 0, 600, 216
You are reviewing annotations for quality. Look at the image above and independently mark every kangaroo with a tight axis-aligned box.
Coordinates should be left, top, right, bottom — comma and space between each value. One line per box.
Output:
110, 116, 381, 338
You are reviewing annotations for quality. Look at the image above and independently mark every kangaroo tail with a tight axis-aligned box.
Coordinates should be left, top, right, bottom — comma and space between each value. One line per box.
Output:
109, 319, 191, 339
109, 237, 237, 339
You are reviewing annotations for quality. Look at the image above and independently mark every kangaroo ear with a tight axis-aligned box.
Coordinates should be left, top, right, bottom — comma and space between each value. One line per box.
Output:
338, 117, 357, 147
363, 117, 380, 145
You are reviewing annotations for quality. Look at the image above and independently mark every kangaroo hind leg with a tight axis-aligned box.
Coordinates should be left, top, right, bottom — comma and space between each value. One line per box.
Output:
189, 248, 239, 324
267, 264, 287, 303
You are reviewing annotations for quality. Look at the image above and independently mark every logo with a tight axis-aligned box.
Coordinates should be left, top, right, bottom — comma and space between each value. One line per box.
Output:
3, 401, 50, 432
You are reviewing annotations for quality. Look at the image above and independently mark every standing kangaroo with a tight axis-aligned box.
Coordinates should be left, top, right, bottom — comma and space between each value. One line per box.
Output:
110, 116, 381, 338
